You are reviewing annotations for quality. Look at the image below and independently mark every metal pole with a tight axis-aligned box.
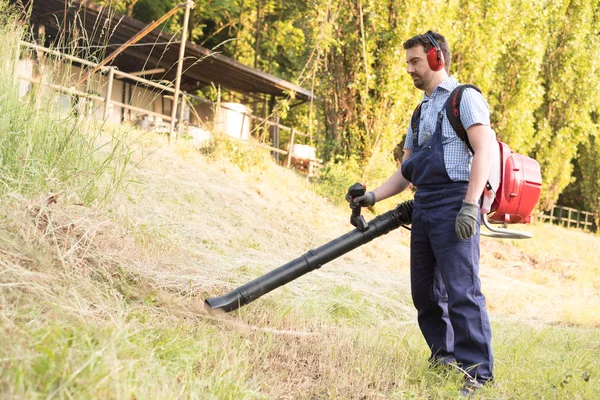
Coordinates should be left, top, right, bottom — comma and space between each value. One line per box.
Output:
169, 1, 194, 144
104, 67, 115, 121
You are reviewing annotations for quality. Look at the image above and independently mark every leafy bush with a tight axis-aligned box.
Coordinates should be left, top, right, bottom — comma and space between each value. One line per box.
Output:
313, 155, 362, 204
199, 133, 272, 172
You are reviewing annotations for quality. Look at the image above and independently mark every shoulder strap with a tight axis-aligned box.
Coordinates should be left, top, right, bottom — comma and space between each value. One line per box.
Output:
410, 102, 422, 148
445, 84, 481, 154
446, 84, 493, 194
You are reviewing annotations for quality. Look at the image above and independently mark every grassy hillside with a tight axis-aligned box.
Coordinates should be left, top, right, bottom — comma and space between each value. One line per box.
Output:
2, 129, 600, 399
1, 11, 600, 400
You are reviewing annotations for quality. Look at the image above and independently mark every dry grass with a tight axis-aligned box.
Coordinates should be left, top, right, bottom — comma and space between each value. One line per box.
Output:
2, 130, 600, 399
479, 222, 600, 327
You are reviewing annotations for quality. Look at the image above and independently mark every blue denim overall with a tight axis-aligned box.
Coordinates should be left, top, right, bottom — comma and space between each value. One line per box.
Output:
401, 110, 494, 383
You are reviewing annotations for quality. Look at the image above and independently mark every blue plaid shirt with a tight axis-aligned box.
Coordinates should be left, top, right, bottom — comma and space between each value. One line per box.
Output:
404, 76, 491, 182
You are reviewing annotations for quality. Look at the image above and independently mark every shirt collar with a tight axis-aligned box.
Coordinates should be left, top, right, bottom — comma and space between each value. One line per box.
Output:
423, 76, 459, 101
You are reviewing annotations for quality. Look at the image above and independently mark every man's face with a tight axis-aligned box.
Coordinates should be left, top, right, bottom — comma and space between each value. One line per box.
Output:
406, 45, 434, 91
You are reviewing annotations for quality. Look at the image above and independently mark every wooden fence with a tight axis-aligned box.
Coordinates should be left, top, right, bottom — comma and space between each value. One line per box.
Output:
538, 205, 596, 232
17, 41, 321, 175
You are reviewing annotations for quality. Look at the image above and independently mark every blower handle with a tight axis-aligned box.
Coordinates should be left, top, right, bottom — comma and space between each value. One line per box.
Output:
480, 213, 533, 239
348, 182, 369, 231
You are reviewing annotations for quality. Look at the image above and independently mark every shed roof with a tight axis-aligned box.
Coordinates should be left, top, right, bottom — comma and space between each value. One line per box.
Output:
26, 0, 315, 102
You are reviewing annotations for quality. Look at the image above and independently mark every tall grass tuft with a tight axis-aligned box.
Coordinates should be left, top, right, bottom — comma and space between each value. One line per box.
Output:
0, 6, 131, 206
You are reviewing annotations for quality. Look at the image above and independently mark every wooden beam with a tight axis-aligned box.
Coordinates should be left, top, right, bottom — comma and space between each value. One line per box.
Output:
78, 2, 189, 85
128, 68, 166, 77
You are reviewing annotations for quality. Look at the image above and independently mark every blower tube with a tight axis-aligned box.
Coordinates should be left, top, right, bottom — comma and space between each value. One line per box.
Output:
204, 200, 413, 314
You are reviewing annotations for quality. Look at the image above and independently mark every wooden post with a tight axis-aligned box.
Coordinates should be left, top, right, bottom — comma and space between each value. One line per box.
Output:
177, 92, 186, 138
271, 114, 280, 162
121, 81, 127, 122
13, 34, 21, 86
240, 112, 246, 139
584, 212, 590, 231
34, 24, 46, 110
268, 95, 280, 162
286, 128, 295, 168
104, 67, 115, 121
169, 1, 194, 144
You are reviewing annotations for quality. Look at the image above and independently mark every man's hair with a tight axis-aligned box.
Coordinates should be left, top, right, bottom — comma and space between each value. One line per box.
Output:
403, 31, 451, 73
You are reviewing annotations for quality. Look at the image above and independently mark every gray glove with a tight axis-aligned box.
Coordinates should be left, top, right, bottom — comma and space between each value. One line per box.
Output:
455, 200, 480, 240
345, 191, 376, 209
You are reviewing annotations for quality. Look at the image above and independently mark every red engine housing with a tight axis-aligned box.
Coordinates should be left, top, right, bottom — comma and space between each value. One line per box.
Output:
488, 142, 542, 224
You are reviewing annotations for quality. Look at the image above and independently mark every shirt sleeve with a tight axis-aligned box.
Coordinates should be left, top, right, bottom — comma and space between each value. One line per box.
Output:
459, 88, 490, 130
404, 125, 414, 150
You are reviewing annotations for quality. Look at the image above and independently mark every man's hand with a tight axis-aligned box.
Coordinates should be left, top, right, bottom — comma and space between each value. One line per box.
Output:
455, 201, 480, 240
345, 191, 376, 209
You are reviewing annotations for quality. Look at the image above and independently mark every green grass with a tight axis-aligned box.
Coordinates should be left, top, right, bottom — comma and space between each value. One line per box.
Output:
0, 12, 132, 207
3, 291, 598, 399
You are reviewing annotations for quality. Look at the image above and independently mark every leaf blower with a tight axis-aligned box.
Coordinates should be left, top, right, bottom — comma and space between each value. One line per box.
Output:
204, 184, 413, 314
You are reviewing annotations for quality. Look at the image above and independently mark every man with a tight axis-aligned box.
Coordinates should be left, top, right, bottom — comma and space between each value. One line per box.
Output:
347, 31, 494, 395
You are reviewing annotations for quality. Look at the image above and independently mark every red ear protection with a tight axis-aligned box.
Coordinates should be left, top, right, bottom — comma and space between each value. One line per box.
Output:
425, 32, 445, 71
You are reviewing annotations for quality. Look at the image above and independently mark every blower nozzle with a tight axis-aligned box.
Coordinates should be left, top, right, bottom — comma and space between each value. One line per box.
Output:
204, 200, 413, 314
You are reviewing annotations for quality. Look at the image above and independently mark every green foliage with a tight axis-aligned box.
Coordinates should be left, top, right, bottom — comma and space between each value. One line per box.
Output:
313, 155, 362, 204
199, 133, 271, 172
95, 0, 143, 16
296, 0, 600, 212
472, 0, 546, 154
533, 0, 600, 210
578, 135, 600, 228
130, 0, 176, 22
94, 0, 600, 212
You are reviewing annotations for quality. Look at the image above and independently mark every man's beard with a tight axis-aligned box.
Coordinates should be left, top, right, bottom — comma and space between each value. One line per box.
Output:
411, 73, 430, 91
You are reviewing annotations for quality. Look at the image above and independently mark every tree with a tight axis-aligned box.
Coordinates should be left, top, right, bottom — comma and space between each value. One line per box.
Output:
91, 0, 600, 211
96, 0, 141, 17
578, 135, 600, 229
533, 0, 600, 210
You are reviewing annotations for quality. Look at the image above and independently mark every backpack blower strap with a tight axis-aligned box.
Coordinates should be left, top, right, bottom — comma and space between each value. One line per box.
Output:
445, 84, 481, 154
444, 84, 493, 192
409, 84, 481, 154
